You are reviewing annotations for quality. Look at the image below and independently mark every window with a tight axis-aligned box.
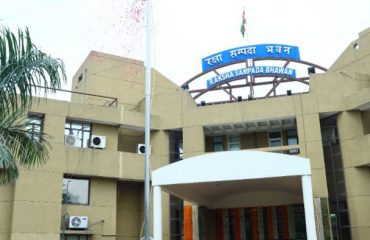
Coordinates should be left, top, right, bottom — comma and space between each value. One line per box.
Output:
228, 135, 240, 150
170, 131, 183, 163
62, 178, 90, 205
213, 136, 224, 152
27, 114, 44, 141
287, 129, 299, 154
170, 195, 183, 240
179, 142, 183, 160
169, 131, 184, 240
320, 115, 351, 240
269, 131, 282, 147
60, 235, 89, 240
65, 121, 91, 148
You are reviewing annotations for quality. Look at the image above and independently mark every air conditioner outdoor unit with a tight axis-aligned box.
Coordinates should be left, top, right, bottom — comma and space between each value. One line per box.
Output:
69, 216, 88, 229
65, 134, 79, 147
137, 144, 151, 155
90, 135, 106, 149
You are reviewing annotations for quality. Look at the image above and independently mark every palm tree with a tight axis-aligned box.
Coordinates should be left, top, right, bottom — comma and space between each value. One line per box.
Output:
0, 27, 66, 184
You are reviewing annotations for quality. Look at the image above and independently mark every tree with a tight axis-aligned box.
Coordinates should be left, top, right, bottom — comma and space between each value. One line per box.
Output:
0, 27, 66, 184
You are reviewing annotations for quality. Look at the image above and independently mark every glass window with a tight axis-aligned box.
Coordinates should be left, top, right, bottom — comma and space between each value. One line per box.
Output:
269, 131, 282, 147
170, 195, 183, 240
270, 139, 282, 147
64, 120, 91, 148
321, 115, 351, 240
179, 142, 183, 160
269, 131, 281, 139
62, 178, 89, 205
213, 136, 223, 152
287, 129, 298, 144
27, 114, 44, 141
287, 138, 298, 145
169, 131, 183, 163
169, 131, 184, 240
287, 129, 299, 154
228, 135, 240, 151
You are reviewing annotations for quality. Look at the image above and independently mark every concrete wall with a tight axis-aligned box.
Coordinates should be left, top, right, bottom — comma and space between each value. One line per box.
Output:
338, 112, 370, 239
0, 94, 171, 239
2, 27, 370, 240
64, 178, 117, 238
0, 184, 14, 240
116, 181, 143, 240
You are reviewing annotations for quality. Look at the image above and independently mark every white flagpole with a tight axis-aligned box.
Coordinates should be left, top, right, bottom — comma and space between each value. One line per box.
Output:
144, 0, 153, 240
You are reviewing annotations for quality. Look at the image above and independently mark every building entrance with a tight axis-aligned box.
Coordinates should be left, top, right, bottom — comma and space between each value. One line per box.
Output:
194, 205, 307, 240
152, 151, 317, 240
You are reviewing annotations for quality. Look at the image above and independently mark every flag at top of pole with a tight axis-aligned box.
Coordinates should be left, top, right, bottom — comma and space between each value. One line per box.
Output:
240, 8, 246, 37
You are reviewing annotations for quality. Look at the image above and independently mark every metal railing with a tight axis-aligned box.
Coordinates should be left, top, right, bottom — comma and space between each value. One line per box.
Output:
33, 85, 118, 107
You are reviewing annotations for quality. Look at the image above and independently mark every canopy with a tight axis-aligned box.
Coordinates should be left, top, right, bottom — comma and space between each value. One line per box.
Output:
152, 151, 317, 240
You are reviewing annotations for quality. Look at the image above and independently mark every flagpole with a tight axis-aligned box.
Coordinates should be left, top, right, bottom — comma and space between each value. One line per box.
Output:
144, 0, 153, 240
241, 6, 253, 98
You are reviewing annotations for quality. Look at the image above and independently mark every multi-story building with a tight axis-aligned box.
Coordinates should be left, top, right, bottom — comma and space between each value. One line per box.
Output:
1, 28, 370, 240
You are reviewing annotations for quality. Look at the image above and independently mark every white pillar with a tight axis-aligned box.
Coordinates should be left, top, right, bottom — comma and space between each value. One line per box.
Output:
302, 175, 317, 240
153, 186, 162, 240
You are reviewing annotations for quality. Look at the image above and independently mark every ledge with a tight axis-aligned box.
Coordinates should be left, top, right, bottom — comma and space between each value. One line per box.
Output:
345, 87, 370, 111
61, 229, 93, 235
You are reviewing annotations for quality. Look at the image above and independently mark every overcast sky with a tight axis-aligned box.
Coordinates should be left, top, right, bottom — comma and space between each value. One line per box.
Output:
1, 0, 370, 100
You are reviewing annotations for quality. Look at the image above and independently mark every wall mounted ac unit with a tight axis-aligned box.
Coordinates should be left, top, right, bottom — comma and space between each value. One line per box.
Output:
137, 144, 151, 155
65, 134, 79, 147
90, 135, 106, 149
69, 216, 88, 229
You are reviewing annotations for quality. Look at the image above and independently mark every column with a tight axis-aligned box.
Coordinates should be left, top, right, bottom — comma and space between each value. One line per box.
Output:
153, 186, 162, 240
302, 175, 317, 240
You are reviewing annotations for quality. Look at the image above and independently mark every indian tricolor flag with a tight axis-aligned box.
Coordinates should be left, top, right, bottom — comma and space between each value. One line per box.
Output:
240, 8, 246, 37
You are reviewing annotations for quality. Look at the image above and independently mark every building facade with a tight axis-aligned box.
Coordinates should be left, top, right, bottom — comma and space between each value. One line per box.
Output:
1, 28, 370, 240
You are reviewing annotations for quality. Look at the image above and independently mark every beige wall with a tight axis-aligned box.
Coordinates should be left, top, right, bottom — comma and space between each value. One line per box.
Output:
93, 123, 119, 151
338, 111, 370, 239
2, 27, 370, 240
71, 51, 187, 114
10, 170, 63, 240
183, 126, 205, 158
330, 28, 370, 75
116, 181, 143, 240
0, 184, 14, 240
0, 93, 169, 239
64, 178, 117, 238
118, 129, 145, 153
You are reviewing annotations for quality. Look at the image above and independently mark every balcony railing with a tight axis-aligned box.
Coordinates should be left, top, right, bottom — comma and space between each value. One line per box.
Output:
249, 144, 300, 155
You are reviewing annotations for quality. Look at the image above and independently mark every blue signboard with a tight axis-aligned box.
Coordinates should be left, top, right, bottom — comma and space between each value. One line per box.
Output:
206, 66, 296, 89
202, 44, 300, 72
